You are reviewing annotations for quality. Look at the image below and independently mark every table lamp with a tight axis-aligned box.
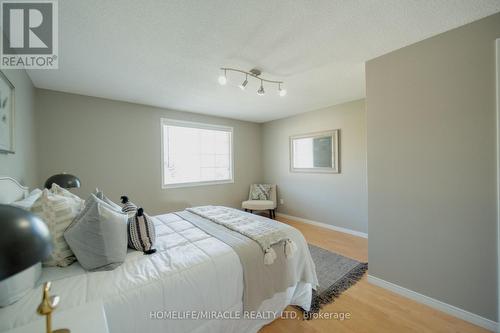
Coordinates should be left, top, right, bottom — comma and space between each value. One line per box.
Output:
0, 204, 69, 333
44, 173, 81, 189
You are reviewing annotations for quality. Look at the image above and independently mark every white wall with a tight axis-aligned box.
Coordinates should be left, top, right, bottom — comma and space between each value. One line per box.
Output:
0, 69, 37, 187
35, 89, 263, 215
261, 99, 367, 233
366, 12, 499, 321
496, 37, 500, 326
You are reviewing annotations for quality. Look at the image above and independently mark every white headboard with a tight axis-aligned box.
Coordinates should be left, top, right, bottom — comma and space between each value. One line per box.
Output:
0, 177, 29, 204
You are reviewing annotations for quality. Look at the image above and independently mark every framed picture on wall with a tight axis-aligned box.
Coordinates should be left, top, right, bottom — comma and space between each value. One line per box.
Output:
290, 129, 340, 173
0, 71, 15, 154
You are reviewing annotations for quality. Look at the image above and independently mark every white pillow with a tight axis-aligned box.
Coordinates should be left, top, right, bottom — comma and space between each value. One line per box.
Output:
95, 190, 122, 212
50, 183, 85, 210
31, 188, 83, 267
64, 194, 128, 271
10, 189, 42, 210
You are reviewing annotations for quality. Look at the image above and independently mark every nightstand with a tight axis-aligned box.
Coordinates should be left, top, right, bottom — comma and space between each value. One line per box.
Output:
7, 301, 109, 333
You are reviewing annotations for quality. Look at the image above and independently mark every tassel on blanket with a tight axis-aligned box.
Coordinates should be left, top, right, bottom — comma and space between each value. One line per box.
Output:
284, 239, 297, 258
264, 248, 277, 265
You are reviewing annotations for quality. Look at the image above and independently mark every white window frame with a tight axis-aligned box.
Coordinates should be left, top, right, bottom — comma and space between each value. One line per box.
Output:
161, 118, 234, 189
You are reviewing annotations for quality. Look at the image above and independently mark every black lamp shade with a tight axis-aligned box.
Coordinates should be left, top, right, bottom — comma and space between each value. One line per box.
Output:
44, 173, 81, 189
0, 205, 52, 281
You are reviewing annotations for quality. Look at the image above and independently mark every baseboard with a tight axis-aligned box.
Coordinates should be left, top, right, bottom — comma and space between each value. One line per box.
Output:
275, 212, 368, 238
367, 275, 498, 332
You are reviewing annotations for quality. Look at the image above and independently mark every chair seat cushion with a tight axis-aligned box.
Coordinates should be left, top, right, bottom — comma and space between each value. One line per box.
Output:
242, 200, 276, 210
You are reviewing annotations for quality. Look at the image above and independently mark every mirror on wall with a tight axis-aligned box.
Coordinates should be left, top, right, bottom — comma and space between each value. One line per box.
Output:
290, 130, 340, 173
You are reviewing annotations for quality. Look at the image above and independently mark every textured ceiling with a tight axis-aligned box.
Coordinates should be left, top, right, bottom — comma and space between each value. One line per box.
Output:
27, 0, 500, 122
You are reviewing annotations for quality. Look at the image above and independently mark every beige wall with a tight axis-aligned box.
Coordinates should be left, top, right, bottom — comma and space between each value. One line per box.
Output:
366, 13, 500, 321
0, 69, 37, 187
262, 99, 367, 233
35, 89, 263, 215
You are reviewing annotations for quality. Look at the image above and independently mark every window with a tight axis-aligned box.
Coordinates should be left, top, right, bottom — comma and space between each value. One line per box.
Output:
161, 119, 233, 188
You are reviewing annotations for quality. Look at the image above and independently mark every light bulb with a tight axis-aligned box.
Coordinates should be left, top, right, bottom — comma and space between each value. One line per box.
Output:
239, 78, 248, 90
257, 82, 265, 95
218, 75, 227, 85
279, 88, 287, 97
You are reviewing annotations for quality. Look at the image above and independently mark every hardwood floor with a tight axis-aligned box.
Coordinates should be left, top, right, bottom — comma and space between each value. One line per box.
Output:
259, 216, 489, 333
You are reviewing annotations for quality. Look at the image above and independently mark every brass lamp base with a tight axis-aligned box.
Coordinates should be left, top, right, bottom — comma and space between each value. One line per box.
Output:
37, 282, 71, 333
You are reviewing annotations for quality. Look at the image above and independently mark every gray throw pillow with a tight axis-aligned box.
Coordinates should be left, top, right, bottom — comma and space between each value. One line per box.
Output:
95, 190, 122, 212
64, 194, 128, 271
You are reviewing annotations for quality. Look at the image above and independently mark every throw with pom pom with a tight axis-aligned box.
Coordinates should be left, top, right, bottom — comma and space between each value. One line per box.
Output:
187, 206, 296, 265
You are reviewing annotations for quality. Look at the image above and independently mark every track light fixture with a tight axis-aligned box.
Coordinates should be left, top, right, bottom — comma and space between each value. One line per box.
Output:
218, 67, 286, 97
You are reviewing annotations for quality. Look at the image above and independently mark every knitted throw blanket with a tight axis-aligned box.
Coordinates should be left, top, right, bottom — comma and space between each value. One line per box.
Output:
187, 206, 297, 265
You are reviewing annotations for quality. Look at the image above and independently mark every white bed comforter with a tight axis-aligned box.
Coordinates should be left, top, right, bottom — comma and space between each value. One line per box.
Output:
0, 213, 315, 333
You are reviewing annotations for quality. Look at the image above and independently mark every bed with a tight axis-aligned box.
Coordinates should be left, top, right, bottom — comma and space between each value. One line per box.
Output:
0, 177, 318, 333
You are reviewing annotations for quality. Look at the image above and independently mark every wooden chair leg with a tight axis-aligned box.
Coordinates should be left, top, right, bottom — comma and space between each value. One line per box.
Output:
268, 210, 272, 219
250, 210, 253, 214
272, 209, 276, 219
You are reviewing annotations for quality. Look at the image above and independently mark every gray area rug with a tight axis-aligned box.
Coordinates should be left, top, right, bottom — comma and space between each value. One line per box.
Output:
304, 244, 368, 316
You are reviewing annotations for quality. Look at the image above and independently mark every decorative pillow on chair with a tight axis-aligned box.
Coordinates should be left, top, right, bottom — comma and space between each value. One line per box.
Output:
120, 195, 138, 217
250, 184, 272, 200
64, 194, 128, 271
128, 208, 157, 255
31, 188, 83, 267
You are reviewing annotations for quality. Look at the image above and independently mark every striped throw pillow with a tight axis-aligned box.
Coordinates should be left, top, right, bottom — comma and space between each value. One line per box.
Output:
120, 196, 138, 217
128, 208, 156, 254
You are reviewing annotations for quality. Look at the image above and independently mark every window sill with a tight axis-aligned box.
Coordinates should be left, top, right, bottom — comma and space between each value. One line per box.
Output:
162, 179, 234, 189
